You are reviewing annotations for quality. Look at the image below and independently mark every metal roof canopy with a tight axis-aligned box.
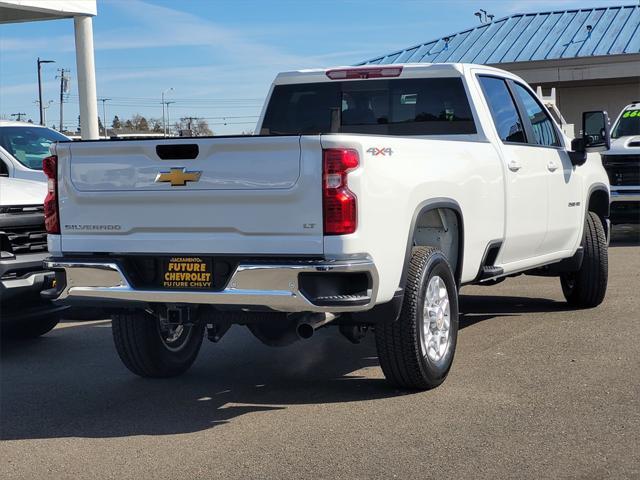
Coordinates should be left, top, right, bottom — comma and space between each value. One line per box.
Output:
0, 0, 99, 139
358, 5, 640, 66
0, 0, 96, 23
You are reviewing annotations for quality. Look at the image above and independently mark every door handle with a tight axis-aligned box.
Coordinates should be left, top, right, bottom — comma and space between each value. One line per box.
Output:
547, 161, 558, 172
508, 160, 521, 172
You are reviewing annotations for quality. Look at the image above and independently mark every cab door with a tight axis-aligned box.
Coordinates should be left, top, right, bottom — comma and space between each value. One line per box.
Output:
478, 76, 548, 265
509, 82, 582, 254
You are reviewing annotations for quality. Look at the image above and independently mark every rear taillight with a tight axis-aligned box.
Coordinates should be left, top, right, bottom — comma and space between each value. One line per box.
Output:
42, 155, 60, 234
323, 148, 359, 235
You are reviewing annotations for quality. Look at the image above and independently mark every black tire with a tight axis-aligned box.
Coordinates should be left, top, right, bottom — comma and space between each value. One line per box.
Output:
561, 211, 608, 308
375, 246, 459, 390
112, 310, 205, 378
3, 313, 61, 339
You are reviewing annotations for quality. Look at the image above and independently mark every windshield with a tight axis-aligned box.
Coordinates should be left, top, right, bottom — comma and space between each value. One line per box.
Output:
0, 126, 68, 170
260, 78, 476, 136
612, 109, 640, 139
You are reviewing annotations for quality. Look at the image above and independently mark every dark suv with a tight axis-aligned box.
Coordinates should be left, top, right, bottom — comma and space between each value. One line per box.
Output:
1, 177, 67, 338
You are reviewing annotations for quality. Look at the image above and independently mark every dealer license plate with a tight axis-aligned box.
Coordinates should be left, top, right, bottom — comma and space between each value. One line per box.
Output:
162, 257, 213, 289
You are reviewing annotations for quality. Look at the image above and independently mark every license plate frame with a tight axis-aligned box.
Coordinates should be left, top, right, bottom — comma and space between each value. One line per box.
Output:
161, 256, 213, 290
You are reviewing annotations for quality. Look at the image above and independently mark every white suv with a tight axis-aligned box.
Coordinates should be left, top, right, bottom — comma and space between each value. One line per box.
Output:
0, 121, 70, 183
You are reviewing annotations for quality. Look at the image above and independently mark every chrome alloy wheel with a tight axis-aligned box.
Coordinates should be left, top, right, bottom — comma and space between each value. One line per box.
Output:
421, 275, 451, 363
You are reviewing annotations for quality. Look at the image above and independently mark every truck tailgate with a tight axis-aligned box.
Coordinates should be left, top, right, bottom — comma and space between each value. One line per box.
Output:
56, 136, 324, 255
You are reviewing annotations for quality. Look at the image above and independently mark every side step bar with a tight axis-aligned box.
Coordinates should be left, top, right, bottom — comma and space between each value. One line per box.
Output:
479, 265, 504, 281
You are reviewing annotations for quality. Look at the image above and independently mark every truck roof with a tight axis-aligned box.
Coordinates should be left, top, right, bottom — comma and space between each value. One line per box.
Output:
272, 63, 511, 85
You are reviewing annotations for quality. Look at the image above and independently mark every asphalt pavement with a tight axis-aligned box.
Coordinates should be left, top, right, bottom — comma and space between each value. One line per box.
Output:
1, 227, 639, 479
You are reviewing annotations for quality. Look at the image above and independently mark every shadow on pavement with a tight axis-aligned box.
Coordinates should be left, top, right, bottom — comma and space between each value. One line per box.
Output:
1, 286, 609, 441
459, 294, 573, 328
0, 324, 406, 441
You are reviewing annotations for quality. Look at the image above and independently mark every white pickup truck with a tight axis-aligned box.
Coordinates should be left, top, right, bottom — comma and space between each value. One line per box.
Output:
601, 101, 640, 224
43, 64, 611, 390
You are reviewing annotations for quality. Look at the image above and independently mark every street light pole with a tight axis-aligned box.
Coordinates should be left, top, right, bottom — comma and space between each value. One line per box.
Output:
37, 57, 56, 125
99, 98, 111, 138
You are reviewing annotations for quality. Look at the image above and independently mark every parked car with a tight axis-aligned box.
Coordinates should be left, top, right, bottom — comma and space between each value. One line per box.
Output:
601, 102, 640, 224
0, 176, 68, 338
0, 121, 69, 182
43, 63, 610, 389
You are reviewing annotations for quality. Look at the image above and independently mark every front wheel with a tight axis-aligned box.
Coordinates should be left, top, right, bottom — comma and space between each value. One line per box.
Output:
112, 310, 205, 378
560, 211, 608, 308
375, 246, 459, 390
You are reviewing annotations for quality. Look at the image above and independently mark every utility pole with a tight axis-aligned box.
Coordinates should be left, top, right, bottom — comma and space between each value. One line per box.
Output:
56, 68, 70, 132
183, 116, 197, 130
181, 116, 198, 136
161, 87, 174, 137
10, 113, 26, 121
165, 101, 175, 137
98, 98, 111, 138
37, 57, 55, 125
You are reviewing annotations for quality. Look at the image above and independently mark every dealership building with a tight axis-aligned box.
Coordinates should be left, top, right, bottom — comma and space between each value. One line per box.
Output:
358, 5, 640, 129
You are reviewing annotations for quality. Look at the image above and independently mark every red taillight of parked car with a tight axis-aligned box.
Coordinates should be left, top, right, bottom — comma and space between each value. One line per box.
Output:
42, 155, 60, 234
323, 148, 359, 235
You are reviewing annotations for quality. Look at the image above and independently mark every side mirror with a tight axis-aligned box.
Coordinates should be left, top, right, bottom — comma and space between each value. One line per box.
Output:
583, 110, 611, 152
569, 110, 611, 166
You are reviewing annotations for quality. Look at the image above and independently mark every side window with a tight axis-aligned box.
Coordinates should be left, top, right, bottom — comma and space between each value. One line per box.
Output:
0, 159, 8, 176
478, 76, 526, 143
512, 83, 560, 147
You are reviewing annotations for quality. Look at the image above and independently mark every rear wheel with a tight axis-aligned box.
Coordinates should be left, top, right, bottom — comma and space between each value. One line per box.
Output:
112, 310, 204, 378
375, 246, 459, 390
561, 211, 608, 308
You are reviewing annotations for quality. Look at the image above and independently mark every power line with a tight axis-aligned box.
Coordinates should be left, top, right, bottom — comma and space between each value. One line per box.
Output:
66, 94, 263, 102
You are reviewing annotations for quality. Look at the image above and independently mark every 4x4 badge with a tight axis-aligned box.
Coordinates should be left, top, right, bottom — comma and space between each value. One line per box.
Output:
155, 167, 202, 186
367, 147, 393, 156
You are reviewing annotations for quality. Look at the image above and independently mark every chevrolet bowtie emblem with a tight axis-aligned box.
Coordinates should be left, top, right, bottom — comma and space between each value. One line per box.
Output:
155, 167, 202, 186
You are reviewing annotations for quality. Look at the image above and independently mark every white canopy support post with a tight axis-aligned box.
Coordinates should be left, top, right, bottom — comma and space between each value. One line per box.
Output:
74, 15, 99, 139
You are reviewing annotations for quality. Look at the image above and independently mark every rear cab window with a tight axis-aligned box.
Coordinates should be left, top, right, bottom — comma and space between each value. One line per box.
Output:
260, 78, 477, 136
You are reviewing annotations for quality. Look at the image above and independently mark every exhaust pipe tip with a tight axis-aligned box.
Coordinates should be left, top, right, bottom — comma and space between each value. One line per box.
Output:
296, 323, 315, 339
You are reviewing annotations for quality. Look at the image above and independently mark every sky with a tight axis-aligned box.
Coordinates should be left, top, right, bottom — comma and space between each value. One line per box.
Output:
0, 0, 632, 134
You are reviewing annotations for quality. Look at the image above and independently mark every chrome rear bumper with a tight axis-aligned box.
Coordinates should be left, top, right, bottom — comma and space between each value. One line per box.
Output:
44, 257, 378, 313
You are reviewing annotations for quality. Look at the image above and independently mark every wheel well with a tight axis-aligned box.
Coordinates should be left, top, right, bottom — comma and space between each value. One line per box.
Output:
588, 188, 609, 237
413, 207, 462, 283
